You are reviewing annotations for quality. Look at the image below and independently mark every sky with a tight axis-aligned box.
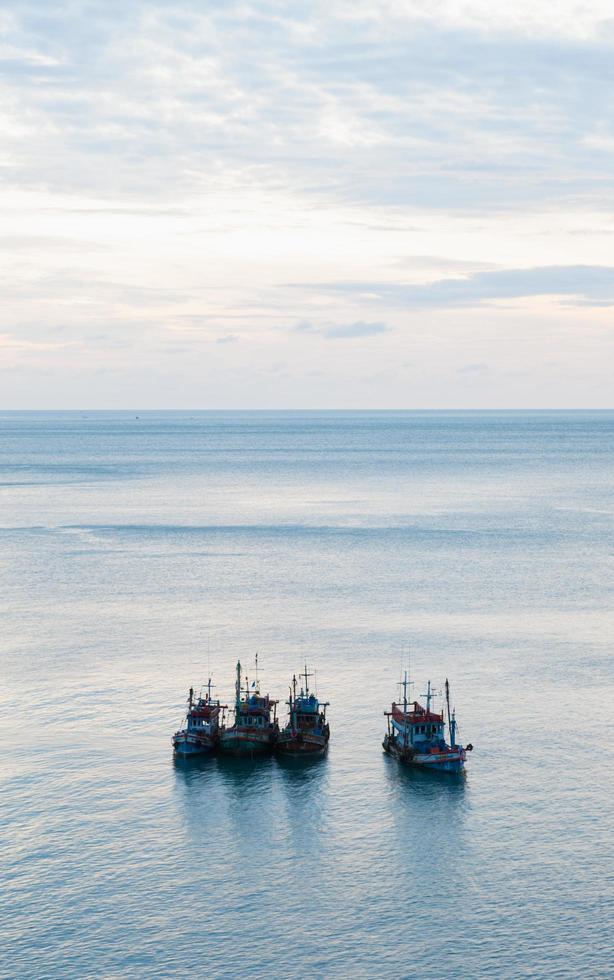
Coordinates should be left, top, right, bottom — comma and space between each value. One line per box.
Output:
1, 0, 614, 408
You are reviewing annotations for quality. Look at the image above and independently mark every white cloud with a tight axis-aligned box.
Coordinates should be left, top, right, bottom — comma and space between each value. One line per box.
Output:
293, 320, 389, 339
0, 1, 613, 406
297, 266, 614, 309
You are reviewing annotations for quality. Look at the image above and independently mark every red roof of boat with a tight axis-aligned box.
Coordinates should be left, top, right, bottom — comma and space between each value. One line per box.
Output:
391, 702, 443, 724
191, 704, 220, 719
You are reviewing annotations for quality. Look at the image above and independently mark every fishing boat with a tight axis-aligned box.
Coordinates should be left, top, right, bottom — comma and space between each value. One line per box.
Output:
218, 658, 279, 756
172, 679, 227, 756
383, 674, 473, 773
276, 666, 330, 757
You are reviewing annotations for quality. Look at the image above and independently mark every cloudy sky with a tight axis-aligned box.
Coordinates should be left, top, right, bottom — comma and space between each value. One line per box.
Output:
2, 0, 614, 408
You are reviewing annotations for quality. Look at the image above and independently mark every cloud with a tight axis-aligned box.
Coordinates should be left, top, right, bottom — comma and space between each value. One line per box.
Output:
297, 266, 614, 309
0, 234, 109, 252
1, 2, 614, 213
0, 332, 77, 351
292, 319, 389, 339
0, 274, 190, 309
1, 2, 614, 408
458, 363, 490, 375
322, 321, 389, 338
393, 255, 497, 273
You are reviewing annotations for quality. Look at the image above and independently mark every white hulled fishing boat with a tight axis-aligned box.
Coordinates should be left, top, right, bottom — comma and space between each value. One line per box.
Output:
172, 679, 227, 756
383, 673, 472, 773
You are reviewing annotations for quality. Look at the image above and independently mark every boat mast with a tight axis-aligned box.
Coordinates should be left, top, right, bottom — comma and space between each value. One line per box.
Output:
235, 661, 242, 721
189, 686, 194, 709
301, 664, 314, 697
402, 670, 409, 747
445, 678, 456, 746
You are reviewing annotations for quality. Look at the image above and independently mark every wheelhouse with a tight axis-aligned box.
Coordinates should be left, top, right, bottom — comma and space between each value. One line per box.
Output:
391, 703, 444, 745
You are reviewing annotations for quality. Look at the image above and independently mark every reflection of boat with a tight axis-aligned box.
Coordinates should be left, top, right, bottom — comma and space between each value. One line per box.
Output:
383, 673, 473, 773
172, 679, 227, 756
218, 658, 279, 756
276, 666, 330, 757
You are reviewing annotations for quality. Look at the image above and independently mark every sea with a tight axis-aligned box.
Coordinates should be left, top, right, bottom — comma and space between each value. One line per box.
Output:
1, 410, 612, 979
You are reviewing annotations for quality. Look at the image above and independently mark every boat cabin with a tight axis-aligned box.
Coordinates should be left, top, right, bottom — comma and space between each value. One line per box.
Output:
237, 694, 275, 729
187, 700, 220, 733
391, 702, 445, 746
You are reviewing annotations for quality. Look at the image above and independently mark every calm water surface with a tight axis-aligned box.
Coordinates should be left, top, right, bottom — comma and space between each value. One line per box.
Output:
1, 411, 613, 979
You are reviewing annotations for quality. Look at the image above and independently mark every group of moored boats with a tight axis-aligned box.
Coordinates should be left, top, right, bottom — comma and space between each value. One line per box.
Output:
173, 658, 473, 773
172, 659, 330, 759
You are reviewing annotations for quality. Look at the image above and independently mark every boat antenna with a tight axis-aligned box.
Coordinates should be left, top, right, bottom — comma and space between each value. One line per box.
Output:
302, 664, 313, 696
402, 670, 409, 748
397, 669, 413, 716
254, 651, 259, 693
422, 680, 433, 713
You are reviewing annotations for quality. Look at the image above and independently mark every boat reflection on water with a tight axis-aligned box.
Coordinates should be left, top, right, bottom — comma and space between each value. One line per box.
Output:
275, 750, 328, 774
383, 747, 469, 869
173, 744, 329, 844
215, 752, 277, 788
276, 746, 330, 861
172, 750, 218, 787
173, 751, 277, 789
383, 750, 467, 798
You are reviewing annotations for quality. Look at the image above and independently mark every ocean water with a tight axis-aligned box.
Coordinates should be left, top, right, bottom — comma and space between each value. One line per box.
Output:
1, 410, 613, 979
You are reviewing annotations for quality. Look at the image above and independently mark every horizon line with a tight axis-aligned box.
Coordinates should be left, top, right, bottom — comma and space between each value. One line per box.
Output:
2, 407, 614, 413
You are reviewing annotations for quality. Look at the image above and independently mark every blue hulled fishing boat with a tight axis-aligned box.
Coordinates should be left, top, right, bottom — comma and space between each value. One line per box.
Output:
218, 658, 279, 756
383, 674, 473, 772
172, 679, 227, 756
276, 666, 330, 757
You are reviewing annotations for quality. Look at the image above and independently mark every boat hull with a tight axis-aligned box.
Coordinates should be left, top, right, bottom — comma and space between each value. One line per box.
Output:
276, 732, 328, 756
383, 734, 465, 772
218, 728, 276, 756
172, 732, 217, 756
